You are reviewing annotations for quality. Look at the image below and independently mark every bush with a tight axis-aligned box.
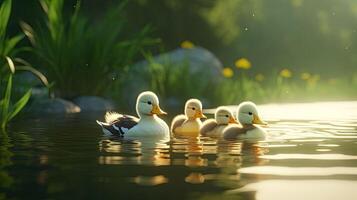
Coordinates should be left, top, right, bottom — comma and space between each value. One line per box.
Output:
21, 0, 157, 99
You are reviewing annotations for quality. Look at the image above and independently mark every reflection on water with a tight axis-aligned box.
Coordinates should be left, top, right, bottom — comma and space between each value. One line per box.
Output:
227, 180, 357, 200
1, 101, 357, 199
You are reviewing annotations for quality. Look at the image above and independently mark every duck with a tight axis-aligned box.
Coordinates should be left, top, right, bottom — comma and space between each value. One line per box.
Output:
200, 106, 238, 138
171, 99, 206, 137
223, 101, 267, 141
96, 91, 169, 138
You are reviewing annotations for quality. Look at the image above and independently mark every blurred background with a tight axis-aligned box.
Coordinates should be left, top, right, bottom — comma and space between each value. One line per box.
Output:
11, 0, 357, 73
2, 0, 357, 117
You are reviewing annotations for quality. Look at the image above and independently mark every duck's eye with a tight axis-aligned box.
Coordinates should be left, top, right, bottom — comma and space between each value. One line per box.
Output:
192, 107, 196, 110
147, 101, 152, 105
248, 112, 252, 115
225, 115, 229, 118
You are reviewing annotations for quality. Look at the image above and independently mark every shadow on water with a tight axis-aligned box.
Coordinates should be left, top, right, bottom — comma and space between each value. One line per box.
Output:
1, 101, 357, 199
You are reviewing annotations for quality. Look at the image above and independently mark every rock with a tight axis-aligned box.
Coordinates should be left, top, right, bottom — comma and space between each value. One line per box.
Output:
122, 47, 223, 107
73, 96, 115, 112
28, 98, 81, 114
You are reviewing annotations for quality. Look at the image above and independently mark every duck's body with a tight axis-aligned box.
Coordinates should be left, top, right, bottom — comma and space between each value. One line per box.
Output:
127, 115, 169, 137
172, 115, 203, 137
171, 99, 206, 137
223, 124, 266, 141
200, 106, 238, 138
223, 102, 267, 141
96, 112, 139, 136
201, 121, 227, 138
97, 91, 169, 138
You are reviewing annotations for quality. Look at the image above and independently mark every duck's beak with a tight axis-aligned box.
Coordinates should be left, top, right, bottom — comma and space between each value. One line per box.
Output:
194, 110, 207, 119
151, 104, 167, 115
229, 116, 239, 124
252, 114, 267, 125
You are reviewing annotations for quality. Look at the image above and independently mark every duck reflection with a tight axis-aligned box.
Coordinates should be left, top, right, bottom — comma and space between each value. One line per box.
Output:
98, 135, 170, 166
200, 139, 269, 187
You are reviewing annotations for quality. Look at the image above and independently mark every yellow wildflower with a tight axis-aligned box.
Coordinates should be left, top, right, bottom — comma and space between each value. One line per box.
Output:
328, 78, 337, 85
180, 40, 194, 49
300, 72, 311, 80
235, 58, 251, 69
307, 74, 320, 86
222, 67, 234, 78
280, 69, 292, 78
255, 73, 265, 81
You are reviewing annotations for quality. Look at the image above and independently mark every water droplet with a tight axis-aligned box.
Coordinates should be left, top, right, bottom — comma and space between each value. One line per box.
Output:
252, 13, 255, 17
244, 27, 248, 31
332, 12, 336, 16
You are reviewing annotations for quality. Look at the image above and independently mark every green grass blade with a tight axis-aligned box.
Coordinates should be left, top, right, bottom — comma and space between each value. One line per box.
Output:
7, 89, 31, 121
3, 34, 24, 56
15, 65, 50, 87
5, 56, 15, 73
1, 75, 12, 128
0, 0, 11, 41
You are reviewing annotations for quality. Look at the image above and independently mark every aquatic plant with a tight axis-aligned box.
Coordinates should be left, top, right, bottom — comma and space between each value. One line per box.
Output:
21, 0, 157, 99
0, 0, 49, 131
1, 73, 31, 131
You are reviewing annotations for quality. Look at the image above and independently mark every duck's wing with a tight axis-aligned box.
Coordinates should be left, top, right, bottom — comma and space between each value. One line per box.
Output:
170, 114, 187, 132
104, 112, 123, 123
222, 125, 246, 140
200, 119, 218, 136
97, 113, 139, 136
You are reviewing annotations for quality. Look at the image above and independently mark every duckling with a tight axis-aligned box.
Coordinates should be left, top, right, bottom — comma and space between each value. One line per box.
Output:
96, 91, 169, 138
200, 106, 238, 138
223, 101, 267, 141
171, 99, 206, 137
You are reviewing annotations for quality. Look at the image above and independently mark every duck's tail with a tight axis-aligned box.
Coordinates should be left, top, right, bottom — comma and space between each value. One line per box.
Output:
96, 120, 113, 135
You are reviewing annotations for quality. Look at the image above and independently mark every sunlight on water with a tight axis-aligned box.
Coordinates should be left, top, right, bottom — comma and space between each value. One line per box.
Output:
3, 101, 357, 199
260, 153, 357, 160
239, 166, 357, 176
227, 180, 357, 200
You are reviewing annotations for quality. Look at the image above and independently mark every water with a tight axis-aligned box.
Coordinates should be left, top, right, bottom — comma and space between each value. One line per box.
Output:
1, 101, 357, 200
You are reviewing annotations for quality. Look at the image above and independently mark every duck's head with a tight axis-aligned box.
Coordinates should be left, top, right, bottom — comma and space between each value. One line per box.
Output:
237, 101, 267, 125
215, 106, 238, 125
184, 99, 206, 119
136, 91, 167, 116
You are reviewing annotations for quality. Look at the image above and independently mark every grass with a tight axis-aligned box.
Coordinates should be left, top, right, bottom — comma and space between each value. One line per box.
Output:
215, 67, 357, 105
21, 0, 158, 99
126, 52, 357, 108
0, 0, 48, 131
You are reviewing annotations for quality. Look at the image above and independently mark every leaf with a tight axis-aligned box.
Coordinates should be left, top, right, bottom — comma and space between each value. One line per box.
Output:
5, 56, 15, 73
0, 0, 11, 41
14, 63, 50, 87
1, 75, 12, 126
3, 34, 24, 55
19, 21, 35, 45
7, 89, 31, 121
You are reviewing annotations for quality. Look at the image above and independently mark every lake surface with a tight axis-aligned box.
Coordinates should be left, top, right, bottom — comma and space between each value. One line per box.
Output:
1, 101, 357, 200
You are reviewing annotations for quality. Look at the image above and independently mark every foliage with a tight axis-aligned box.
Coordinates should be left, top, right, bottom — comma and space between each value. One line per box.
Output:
143, 53, 214, 105
1, 74, 31, 131
140, 53, 357, 107
0, 0, 47, 131
21, 0, 158, 99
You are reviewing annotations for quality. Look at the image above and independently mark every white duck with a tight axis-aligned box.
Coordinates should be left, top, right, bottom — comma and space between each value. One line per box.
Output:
200, 106, 238, 138
171, 99, 206, 137
223, 101, 267, 141
96, 91, 169, 138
